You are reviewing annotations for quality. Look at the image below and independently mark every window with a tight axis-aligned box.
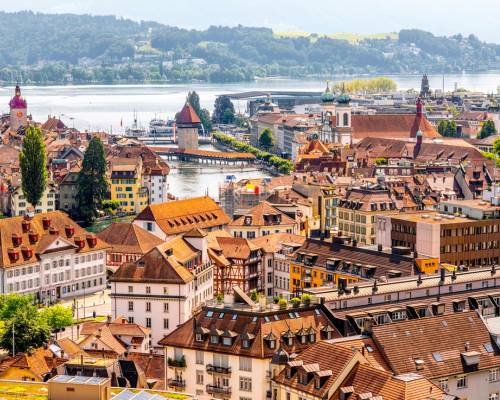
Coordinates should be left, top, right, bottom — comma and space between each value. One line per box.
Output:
164, 303, 169, 313
128, 286, 133, 293
146, 286, 151, 294
210, 335, 219, 344
195, 351, 204, 365
222, 337, 232, 346
146, 318, 152, 328
163, 318, 169, 329
239, 377, 252, 392
128, 301, 134, 311
490, 368, 499, 382
437, 378, 448, 391
456, 375, 467, 389
146, 302, 151, 312
128, 316, 134, 323
239, 357, 252, 372
196, 370, 203, 385
146, 222, 153, 231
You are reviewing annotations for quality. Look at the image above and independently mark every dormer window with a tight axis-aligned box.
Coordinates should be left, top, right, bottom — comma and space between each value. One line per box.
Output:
286, 367, 292, 379
242, 339, 250, 348
269, 340, 276, 349
287, 337, 293, 346
222, 337, 232, 346
309, 333, 316, 343
300, 335, 307, 344
210, 335, 219, 344
196, 333, 203, 342
315, 378, 321, 389
298, 373, 307, 385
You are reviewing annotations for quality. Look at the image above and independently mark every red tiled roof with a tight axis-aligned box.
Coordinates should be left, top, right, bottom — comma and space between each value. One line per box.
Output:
176, 103, 201, 125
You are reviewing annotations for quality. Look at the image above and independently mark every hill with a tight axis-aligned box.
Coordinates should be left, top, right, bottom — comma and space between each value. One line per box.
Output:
0, 11, 499, 84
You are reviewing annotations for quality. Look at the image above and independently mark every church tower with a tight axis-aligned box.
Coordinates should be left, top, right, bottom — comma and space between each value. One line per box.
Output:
420, 74, 430, 98
334, 87, 352, 146
9, 85, 27, 131
176, 102, 201, 150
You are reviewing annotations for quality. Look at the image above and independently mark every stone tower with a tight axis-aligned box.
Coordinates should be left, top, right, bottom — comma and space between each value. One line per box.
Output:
176, 102, 201, 150
334, 87, 352, 146
9, 85, 27, 131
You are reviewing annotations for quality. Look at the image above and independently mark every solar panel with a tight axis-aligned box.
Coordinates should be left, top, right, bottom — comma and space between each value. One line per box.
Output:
87, 377, 106, 385
112, 390, 137, 400
294, 312, 300, 318
53, 375, 73, 383
432, 352, 443, 362
484, 343, 494, 353
133, 391, 156, 400
72, 376, 91, 384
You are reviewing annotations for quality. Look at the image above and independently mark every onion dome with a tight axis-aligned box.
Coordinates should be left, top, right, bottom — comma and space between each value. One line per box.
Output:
321, 81, 334, 103
336, 83, 351, 105
9, 85, 27, 109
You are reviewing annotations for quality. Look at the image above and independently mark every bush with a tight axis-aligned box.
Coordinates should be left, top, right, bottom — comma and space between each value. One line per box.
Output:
301, 293, 312, 306
278, 298, 287, 310
273, 296, 280, 304
290, 297, 301, 308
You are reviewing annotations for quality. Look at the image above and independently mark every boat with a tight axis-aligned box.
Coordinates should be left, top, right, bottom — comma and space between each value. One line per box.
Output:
125, 111, 147, 137
149, 118, 176, 137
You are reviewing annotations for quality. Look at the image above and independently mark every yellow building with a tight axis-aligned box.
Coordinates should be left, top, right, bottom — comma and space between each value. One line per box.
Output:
110, 158, 148, 214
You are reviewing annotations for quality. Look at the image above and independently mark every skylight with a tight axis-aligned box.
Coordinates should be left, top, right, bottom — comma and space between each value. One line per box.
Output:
206, 311, 214, 317
218, 312, 225, 319
294, 312, 300, 318
365, 345, 374, 353
288, 312, 296, 319
314, 309, 321, 315
232, 314, 237, 320
264, 316, 270, 323
274, 315, 280, 321
252, 316, 258, 323
484, 343, 494, 353
432, 352, 443, 362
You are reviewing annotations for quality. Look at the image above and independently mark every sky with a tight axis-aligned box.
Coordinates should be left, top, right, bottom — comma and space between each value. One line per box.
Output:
1, 0, 500, 43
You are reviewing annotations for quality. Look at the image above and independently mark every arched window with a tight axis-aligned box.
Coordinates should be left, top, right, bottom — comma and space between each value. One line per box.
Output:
343, 112, 349, 127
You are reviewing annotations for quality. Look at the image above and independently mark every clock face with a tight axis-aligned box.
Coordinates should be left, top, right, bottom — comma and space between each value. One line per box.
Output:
16, 111, 23, 118
312, 133, 319, 140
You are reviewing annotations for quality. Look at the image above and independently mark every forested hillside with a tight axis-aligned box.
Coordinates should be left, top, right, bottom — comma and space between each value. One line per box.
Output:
0, 11, 498, 84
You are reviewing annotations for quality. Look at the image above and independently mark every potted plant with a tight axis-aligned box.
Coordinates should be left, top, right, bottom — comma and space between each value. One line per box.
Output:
278, 298, 287, 310
273, 296, 280, 304
290, 297, 301, 308
216, 292, 224, 304
301, 293, 312, 306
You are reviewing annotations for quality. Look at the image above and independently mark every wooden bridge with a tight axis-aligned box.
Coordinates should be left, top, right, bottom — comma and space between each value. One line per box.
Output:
148, 147, 256, 165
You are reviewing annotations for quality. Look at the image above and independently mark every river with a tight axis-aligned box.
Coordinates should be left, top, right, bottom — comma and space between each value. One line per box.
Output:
0, 73, 498, 199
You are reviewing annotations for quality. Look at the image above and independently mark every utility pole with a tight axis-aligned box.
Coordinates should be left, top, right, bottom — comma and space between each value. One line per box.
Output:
12, 322, 15, 357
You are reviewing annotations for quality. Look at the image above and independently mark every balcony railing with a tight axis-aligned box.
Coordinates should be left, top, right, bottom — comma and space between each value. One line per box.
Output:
168, 378, 186, 388
206, 364, 232, 374
206, 385, 232, 395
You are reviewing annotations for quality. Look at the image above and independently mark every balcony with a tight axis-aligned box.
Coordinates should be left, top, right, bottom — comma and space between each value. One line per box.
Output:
168, 378, 186, 388
167, 356, 186, 368
206, 364, 232, 374
206, 385, 232, 396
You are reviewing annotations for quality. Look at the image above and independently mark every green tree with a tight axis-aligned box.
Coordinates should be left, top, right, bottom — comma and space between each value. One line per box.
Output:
0, 294, 37, 321
0, 294, 50, 355
187, 91, 212, 134
19, 125, 48, 209
480, 120, 497, 139
213, 96, 235, 124
494, 137, 500, 157
437, 120, 458, 137
76, 137, 108, 223
0, 311, 50, 355
39, 304, 74, 331
259, 128, 275, 151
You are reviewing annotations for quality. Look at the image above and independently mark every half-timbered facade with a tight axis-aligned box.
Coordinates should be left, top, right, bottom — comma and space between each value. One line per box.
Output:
208, 236, 263, 295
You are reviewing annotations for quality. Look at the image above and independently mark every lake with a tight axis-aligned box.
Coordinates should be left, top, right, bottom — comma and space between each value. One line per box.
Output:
0, 73, 498, 199
0, 73, 498, 134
